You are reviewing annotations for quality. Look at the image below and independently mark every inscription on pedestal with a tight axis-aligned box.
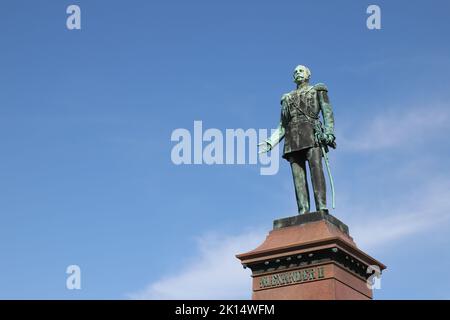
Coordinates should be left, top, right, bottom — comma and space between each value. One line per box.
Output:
258, 266, 325, 289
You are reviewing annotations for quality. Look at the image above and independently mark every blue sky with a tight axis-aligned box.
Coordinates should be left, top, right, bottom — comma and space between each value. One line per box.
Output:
1, 0, 450, 299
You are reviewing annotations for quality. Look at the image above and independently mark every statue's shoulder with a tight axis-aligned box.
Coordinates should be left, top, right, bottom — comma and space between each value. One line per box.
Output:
313, 83, 328, 92
280, 90, 296, 103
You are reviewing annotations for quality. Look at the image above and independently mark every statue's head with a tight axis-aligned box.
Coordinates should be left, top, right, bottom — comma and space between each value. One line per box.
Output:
293, 65, 311, 84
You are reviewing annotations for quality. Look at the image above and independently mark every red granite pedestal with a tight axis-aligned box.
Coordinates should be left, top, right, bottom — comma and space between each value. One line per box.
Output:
236, 212, 386, 300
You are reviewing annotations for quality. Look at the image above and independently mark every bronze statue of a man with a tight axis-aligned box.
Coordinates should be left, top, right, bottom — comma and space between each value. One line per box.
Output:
259, 65, 336, 214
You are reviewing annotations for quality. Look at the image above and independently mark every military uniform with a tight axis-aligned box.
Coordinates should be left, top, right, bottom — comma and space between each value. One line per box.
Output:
267, 83, 335, 214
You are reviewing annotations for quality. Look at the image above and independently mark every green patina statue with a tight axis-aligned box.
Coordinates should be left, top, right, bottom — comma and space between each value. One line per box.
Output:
259, 65, 336, 214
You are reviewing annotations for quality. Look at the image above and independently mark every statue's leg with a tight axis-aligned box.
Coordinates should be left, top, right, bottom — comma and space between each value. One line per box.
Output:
307, 147, 327, 211
289, 152, 310, 214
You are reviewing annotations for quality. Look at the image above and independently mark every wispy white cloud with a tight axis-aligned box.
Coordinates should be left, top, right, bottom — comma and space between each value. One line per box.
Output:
339, 105, 450, 151
127, 230, 265, 300
337, 104, 450, 249
349, 179, 450, 251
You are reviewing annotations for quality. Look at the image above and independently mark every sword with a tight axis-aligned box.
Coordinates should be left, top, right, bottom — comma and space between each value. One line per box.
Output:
314, 121, 336, 209
321, 145, 335, 209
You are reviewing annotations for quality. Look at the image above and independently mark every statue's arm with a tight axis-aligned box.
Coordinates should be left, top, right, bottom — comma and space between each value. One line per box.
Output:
316, 83, 335, 142
259, 95, 288, 153
265, 121, 285, 148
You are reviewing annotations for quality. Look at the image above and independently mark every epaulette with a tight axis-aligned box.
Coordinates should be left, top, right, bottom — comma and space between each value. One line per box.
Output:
280, 93, 291, 104
313, 83, 328, 92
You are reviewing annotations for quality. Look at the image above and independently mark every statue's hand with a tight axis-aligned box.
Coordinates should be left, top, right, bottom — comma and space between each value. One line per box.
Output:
319, 133, 334, 145
323, 134, 336, 148
258, 141, 272, 154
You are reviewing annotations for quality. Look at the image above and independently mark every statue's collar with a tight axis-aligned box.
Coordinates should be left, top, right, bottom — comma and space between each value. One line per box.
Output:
296, 85, 313, 94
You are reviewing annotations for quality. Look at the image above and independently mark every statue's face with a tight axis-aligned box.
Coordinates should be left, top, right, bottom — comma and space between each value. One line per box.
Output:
293, 65, 311, 84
